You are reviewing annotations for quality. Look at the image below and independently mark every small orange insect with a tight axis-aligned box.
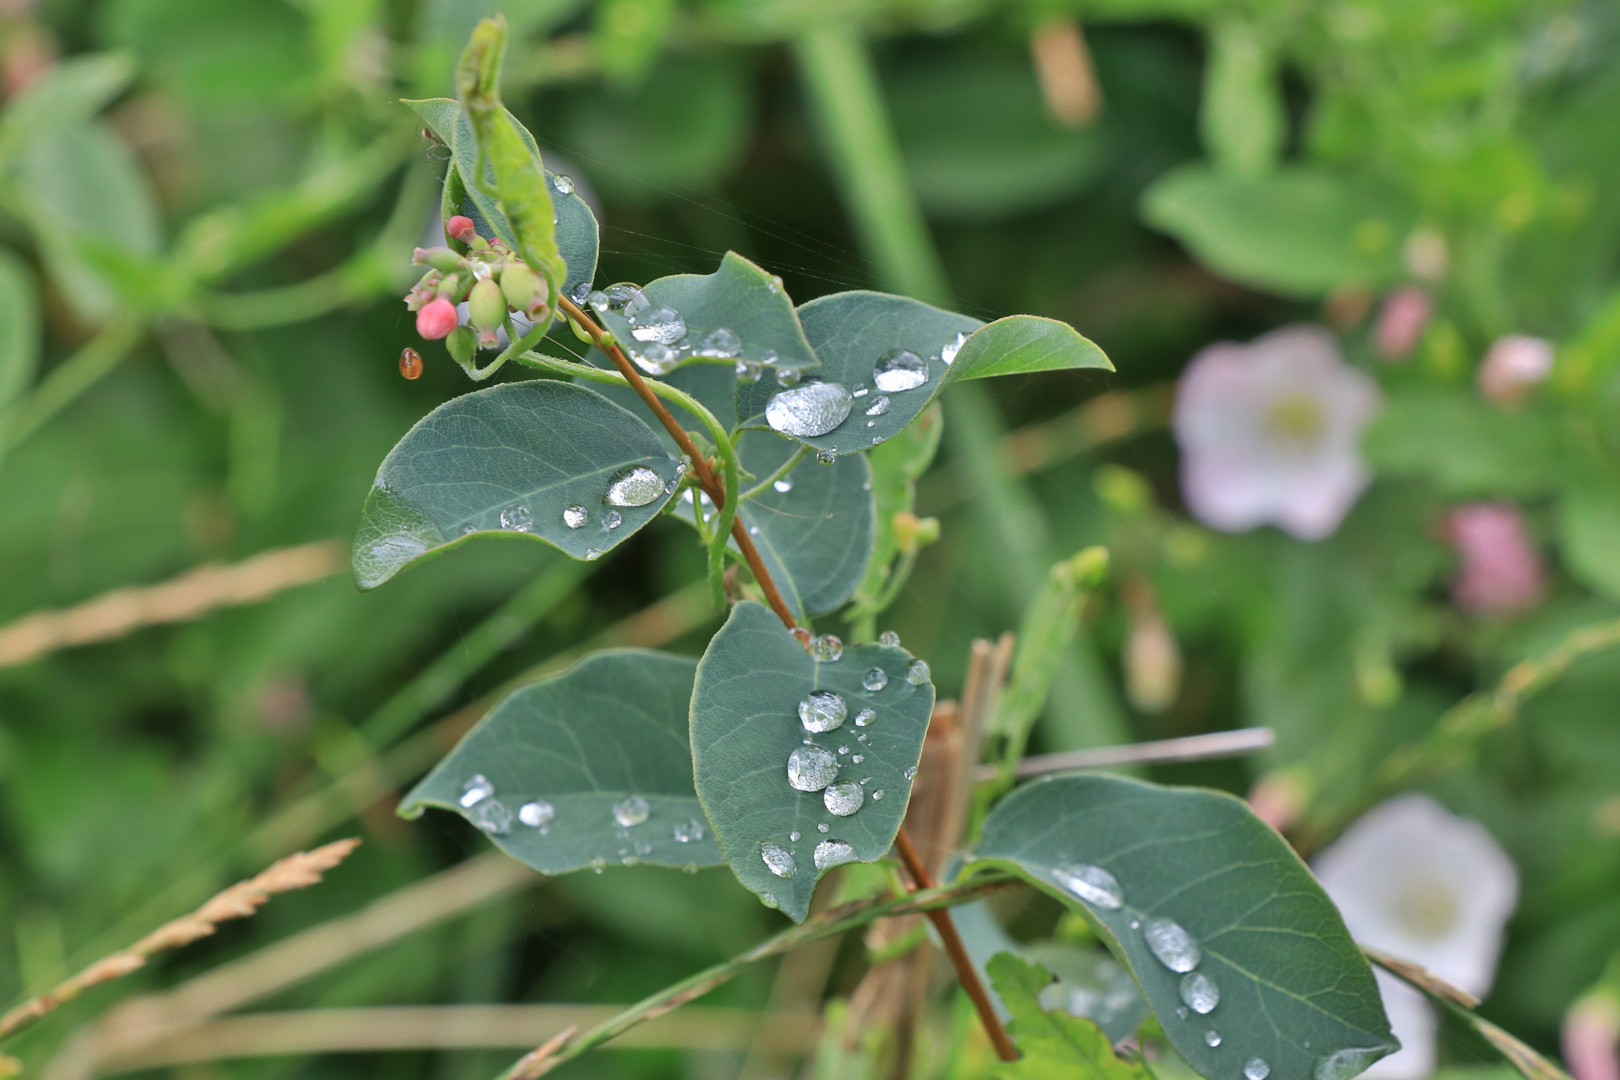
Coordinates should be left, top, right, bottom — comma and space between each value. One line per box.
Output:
399, 347, 423, 379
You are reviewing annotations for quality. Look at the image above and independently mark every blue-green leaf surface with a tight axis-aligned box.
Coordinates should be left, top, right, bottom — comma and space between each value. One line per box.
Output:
406, 97, 598, 297
400, 650, 723, 874
595, 251, 819, 377
738, 292, 1110, 453
353, 380, 679, 589
691, 601, 935, 922
970, 774, 1397, 1080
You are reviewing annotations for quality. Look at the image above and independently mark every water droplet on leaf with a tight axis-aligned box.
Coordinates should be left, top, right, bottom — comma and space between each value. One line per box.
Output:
563, 505, 587, 529
629, 341, 683, 374
854, 708, 875, 727
787, 745, 839, 791
603, 510, 622, 529
871, 789, 885, 800
1205, 1030, 1222, 1047
811, 635, 843, 662
865, 395, 891, 416
862, 667, 889, 691
1314, 1049, 1385, 1080
629, 305, 686, 345
552, 174, 575, 194
612, 795, 650, 828
695, 327, 742, 358
501, 505, 533, 532
762, 843, 797, 878
824, 780, 864, 816
605, 465, 666, 506
1051, 863, 1123, 910
773, 477, 793, 494
816, 449, 837, 465
766, 382, 852, 438
905, 659, 931, 685
471, 799, 512, 834
519, 800, 555, 828
673, 818, 706, 843
941, 331, 968, 366
799, 691, 847, 733
1245, 1059, 1271, 1080
1180, 971, 1219, 1014
814, 839, 856, 869
879, 630, 901, 647
873, 349, 929, 392
460, 774, 493, 807
1143, 918, 1201, 972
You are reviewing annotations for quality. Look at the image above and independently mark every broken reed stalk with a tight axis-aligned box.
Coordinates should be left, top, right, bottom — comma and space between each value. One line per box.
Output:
0, 839, 361, 1045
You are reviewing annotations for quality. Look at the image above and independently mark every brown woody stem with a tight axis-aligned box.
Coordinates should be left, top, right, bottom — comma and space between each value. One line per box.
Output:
556, 296, 798, 629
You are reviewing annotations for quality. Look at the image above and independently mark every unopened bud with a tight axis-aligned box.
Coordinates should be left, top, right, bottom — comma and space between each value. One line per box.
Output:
446, 326, 476, 364
413, 246, 464, 273
1093, 465, 1152, 517
469, 278, 508, 335
499, 263, 548, 319
415, 297, 459, 340
446, 215, 477, 243
1374, 286, 1431, 360
435, 272, 468, 303
1068, 546, 1110, 589
892, 511, 939, 553
1477, 334, 1553, 407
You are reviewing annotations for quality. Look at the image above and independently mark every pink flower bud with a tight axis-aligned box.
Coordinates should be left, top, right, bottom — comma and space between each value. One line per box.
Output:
1563, 990, 1619, 1080
1447, 502, 1546, 616
1477, 335, 1553, 407
415, 297, 459, 340
446, 216, 477, 243
1374, 286, 1431, 360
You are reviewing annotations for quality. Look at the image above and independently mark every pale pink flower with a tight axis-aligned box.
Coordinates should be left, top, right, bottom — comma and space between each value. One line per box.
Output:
1313, 795, 1519, 1079
1375, 287, 1432, 360
1447, 503, 1546, 616
1565, 991, 1620, 1080
1477, 335, 1554, 406
1173, 325, 1381, 541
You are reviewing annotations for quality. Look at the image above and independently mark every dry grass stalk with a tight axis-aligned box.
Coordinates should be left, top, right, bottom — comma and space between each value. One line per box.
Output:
0, 839, 360, 1045
0, 541, 343, 668
1030, 18, 1102, 127
508, 1025, 579, 1080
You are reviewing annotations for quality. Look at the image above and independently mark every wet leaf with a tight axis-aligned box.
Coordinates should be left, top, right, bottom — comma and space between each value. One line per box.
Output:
353, 380, 679, 589
971, 773, 1397, 1080
737, 291, 1109, 453
691, 601, 935, 922
400, 650, 723, 874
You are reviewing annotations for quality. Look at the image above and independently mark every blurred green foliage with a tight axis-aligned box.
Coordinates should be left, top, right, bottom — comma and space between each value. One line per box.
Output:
1, 0, 1618, 1077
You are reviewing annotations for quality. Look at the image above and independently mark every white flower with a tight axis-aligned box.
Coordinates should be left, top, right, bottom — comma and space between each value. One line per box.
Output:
1313, 795, 1520, 1079
1173, 325, 1382, 540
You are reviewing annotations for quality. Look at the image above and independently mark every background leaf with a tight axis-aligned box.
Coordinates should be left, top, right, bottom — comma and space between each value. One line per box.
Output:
988, 952, 1155, 1080
399, 649, 723, 874
691, 601, 935, 922
1141, 164, 1409, 298
595, 250, 820, 378
0, 52, 135, 163
970, 773, 1397, 1080
0, 249, 41, 410
1559, 484, 1620, 601
1364, 389, 1560, 497
353, 379, 680, 589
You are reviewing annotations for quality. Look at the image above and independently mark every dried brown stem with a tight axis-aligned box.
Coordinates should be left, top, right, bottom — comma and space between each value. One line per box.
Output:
0, 839, 360, 1046
892, 829, 1018, 1061
557, 295, 797, 628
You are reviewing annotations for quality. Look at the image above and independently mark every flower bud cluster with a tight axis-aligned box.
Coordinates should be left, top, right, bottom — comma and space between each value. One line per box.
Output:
405, 216, 552, 349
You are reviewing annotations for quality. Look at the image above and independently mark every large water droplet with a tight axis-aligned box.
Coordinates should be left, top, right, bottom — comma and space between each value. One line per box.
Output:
879, 630, 901, 647
854, 708, 875, 727
1313, 1049, 1385, 1080
773, 478, 793, 493
766, 381, 852, 438
602, 284, 644, 311
612, 795, 650, 827
629, 341, 683, 375
563, 505, 587, 529
460, 774, 494, 807
571, 281, 592, 306
1180, 971, 1219, 1014
865, 395, 891, 417
552, 173, 575, 195
519, 800, 555, 828
1205, 1030, 1222, 1048
1052, 863, 1124, 910
873, 349, 929, 392
673, 818, 706, 843
629, 305, 687, 345
588, 290, 610, 313
862, 667, 889, 691
940, 331, 968, 366
500, 505, 533, 532
1245, 1059, 1271, 1080
811, 635, 843, 662
1143, 918, 1201, 972
905, 659, 931, 685
814, 839, 857, 869
603, 510, 622, 529
471, 799, 512, 834
605, 465, 666, 506
824, 780, 864, 816
787, 745, 839, 791
903, 765, 915, 778
762, 842, 797, 878
799, 691, 847, 733
694, 327, 742, 358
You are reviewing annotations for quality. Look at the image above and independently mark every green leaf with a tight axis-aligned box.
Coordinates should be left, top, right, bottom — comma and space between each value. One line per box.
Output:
0, 52, 135, 163
739, 292, 1110, 453
970, 773, 1397, 1080
1364, 388, 1560, 496
731, 431, 875, 618
18, 122, 162, 320
1559, 483, 1620, 602
987, 952, 1155, 1080
1200, 19, 1283, 177
408, 97, 598, 300
400, 649, 724, 874
353, 380, 680, 589
0, 249, 41, 410
1141, 164, 1409, 298
850, 401, 943, 614
595, 251, 820, 378
690, 601, 936, 922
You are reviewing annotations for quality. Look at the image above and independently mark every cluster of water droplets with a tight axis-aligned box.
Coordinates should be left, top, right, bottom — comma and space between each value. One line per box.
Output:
759, 628, 931, 887
761, 331, 966, 448
488, 463, 667, 549
586, 283, 793, 383
459, 773, 554, 838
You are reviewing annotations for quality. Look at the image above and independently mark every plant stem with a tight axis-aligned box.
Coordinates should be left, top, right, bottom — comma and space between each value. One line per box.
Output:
555, 296, 797, 627
738, 444, 810, 502
1, 316, 143, 452
892, 831, 1019, 1061
493, 875, 1017, 1077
